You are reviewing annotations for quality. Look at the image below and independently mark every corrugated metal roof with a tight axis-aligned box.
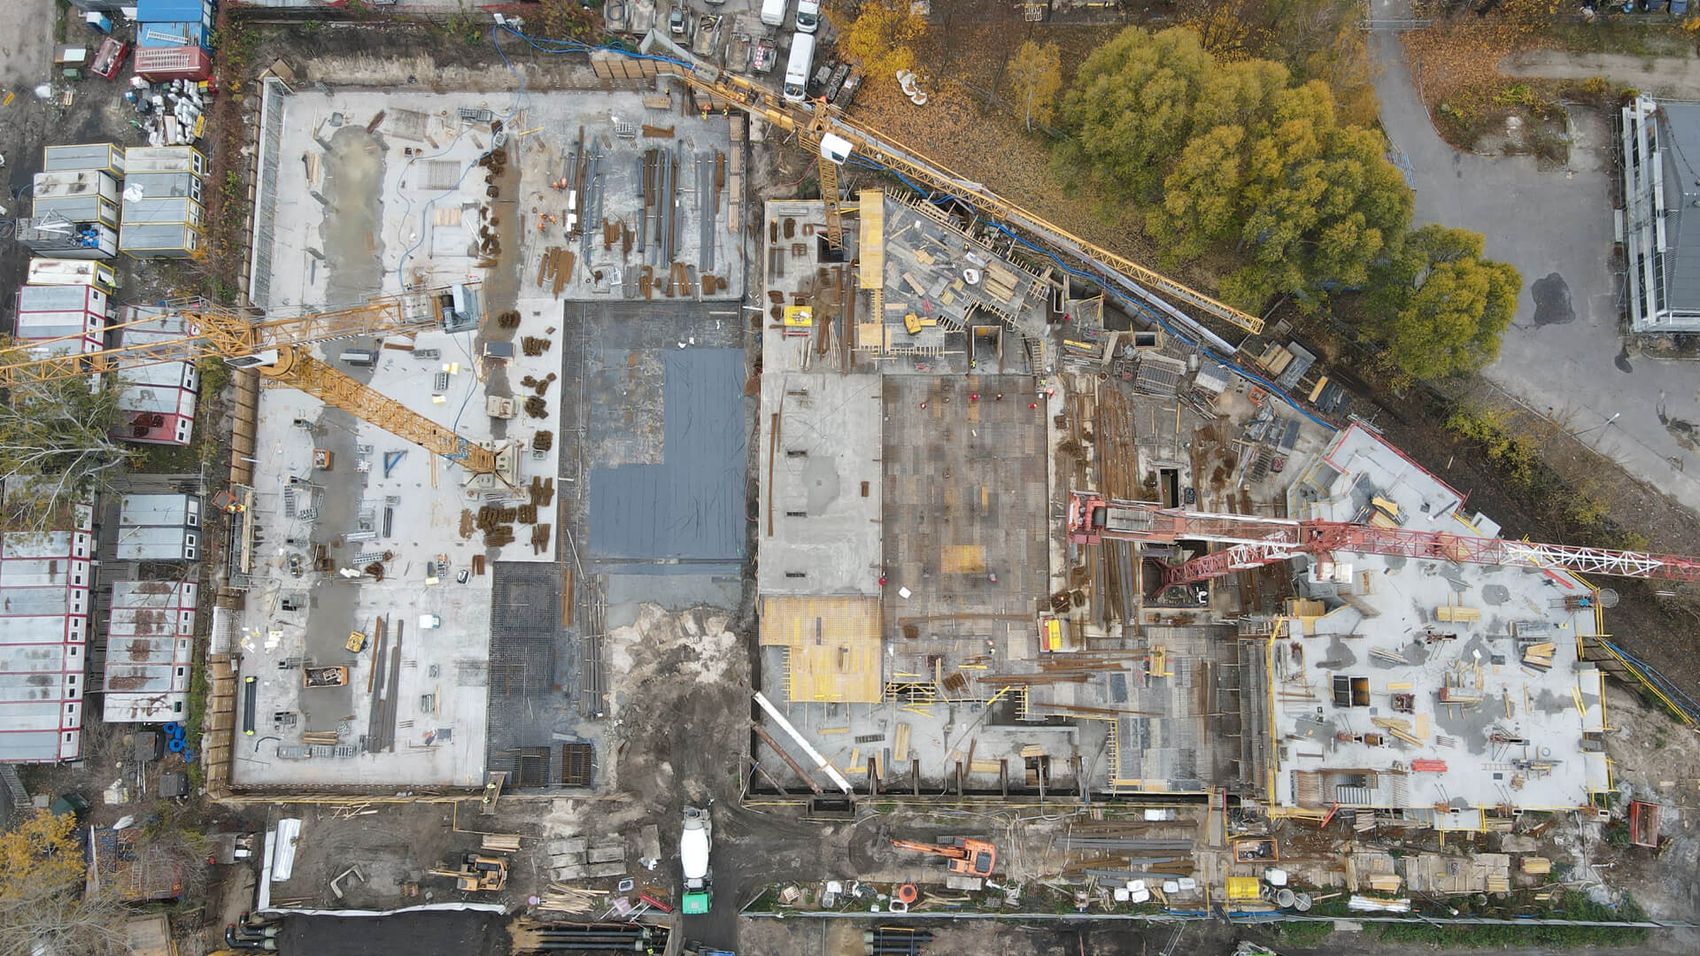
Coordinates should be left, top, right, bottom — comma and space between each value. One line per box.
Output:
17, 284, 99, 311
0, 588, 76, 615
118, 494, 197, 526
0, 617, 74, 645
2, 531, 79, 559
122, 196, 198, 223
122, 146, 203, 174
113, 527, 194, 560
137, 0, 212, 22
125, 172, 196, 199
1662, 102, 1700, 314
120, 222, 197, 249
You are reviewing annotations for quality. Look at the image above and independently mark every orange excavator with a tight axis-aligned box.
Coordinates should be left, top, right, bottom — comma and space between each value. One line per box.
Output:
890, 838, 997, 878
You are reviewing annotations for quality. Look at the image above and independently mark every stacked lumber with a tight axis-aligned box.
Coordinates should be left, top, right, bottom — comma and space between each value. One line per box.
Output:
534, 882, 606, 915
481, 833, 523, 853
1370, 717, 1424, 746
1522, 642, 1556, 672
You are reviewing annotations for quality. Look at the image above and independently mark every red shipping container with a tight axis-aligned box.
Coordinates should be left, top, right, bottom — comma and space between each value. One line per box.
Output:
134, 45, 211, 82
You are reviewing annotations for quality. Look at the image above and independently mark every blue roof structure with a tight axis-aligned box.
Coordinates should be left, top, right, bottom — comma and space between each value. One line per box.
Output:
137, 0, 212, 23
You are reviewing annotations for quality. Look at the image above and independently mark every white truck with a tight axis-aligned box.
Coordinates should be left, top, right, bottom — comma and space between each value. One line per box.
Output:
680, 806, 713, 915
783, 32, 815, 102
759, 0, 787, 28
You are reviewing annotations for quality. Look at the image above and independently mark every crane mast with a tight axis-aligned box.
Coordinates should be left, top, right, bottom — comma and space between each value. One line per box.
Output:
0, 286, 504, 478
1068, 493, 1700, 588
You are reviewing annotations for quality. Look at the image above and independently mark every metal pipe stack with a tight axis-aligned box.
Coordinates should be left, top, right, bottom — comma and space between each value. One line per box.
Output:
864, 925, 932, 955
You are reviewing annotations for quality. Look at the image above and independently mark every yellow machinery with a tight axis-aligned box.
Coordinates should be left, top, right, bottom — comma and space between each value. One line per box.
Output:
0, 285, 509, 480
430, 854, 508, 892
663, 63, 1263, 336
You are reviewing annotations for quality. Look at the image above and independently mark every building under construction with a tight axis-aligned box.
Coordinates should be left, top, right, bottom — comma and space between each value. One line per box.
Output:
749, 198, 1615, 820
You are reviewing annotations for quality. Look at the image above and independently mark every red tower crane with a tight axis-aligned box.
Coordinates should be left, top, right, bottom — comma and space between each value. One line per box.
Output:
1067, 492, 1700, 589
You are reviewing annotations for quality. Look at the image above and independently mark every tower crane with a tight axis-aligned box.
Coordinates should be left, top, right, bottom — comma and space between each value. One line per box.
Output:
0, 285, 511, 482
662, 60, 1264, 335
1068, 493, 1700, 589
805, 107, 852, 253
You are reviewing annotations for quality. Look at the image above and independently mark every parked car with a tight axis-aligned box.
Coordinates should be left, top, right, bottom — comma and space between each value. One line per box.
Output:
669, 7, 686, 34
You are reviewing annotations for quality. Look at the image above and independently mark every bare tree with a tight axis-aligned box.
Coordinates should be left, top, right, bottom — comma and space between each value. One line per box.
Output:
0, 374, 137, 532
0, 811, 129, 956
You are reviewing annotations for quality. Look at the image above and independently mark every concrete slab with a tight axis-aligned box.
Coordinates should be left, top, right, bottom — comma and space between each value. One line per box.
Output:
1274, 423, 1612, 812
756, 372, 883, 595
263, 88, 741, 311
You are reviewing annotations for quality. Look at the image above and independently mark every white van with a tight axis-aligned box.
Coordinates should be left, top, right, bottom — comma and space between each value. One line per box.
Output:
759, 0, 787, 28
795, 0, 820, 33
783, 32, 815, 102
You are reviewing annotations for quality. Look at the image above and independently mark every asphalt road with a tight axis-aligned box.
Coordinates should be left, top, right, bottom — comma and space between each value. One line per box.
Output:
1369, 0, 1700, 519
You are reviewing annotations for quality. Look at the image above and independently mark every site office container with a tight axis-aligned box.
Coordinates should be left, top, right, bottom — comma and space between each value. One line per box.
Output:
125, 145, 208, 178
133, 45, 212, 82
115, 362, 199, 446
19, 218, 119, 260
27, 257, 118, 293
43, 143, 125, 177
32, 169, 123, 228
113, 526, 199, 561
119, 493, 202, 529
126, 170, 204, 204
14, 284, 109, 354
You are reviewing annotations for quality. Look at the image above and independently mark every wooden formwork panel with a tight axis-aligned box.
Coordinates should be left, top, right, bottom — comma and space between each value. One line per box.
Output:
590, 53, 663, 81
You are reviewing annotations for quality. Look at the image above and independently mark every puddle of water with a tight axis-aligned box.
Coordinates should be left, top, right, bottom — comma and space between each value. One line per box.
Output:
320, 125, 387, 307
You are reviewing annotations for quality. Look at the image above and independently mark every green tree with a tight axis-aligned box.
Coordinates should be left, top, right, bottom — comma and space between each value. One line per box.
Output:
1367, 225, 1522, 381
1055, 27, 1220, 200
1008, 40, 1062, 131
0, 372, 134, 530
1141, 78, 1412, 309
1147, 124, 1249, 263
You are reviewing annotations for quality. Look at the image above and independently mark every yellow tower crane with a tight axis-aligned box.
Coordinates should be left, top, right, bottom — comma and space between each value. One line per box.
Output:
0, 285, 510, 481
663, 62, 1263, 335
806, 107, 852, 252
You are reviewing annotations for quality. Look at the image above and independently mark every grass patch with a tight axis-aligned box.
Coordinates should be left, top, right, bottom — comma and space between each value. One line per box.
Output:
139, 442, 198, 474
182, 652, 209, 789
1442, 402, 1649, 551
1365, 891, 1649, 948
1548, 20, 1691, 58
1274, 920, 1336, 947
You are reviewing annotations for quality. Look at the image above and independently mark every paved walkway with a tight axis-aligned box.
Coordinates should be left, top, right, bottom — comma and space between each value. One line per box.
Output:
1368, 0, 1700, 517
1501, 49, 1700, 99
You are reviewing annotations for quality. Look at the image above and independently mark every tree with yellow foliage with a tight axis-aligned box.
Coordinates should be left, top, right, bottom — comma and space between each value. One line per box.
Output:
838, 0, 927, 83
1007, 41, 1062, 131
0, 810, 126, 956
